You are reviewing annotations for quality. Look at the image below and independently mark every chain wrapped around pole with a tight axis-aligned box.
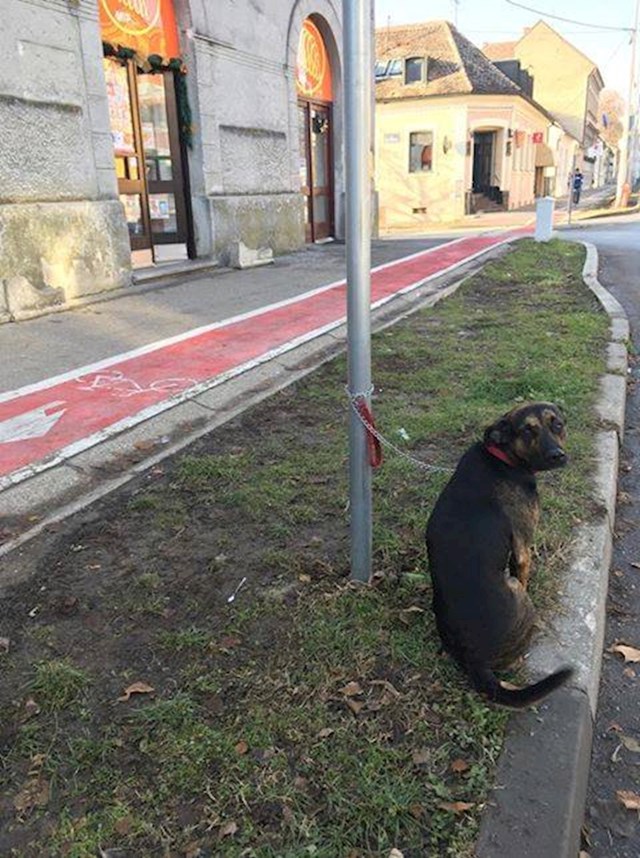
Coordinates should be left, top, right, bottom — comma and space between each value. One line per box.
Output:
346, 386, 454, 475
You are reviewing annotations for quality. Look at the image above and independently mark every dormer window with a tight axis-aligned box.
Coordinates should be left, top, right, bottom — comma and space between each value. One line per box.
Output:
405, 57, 425, 84
375, 60, 389, 80
375, 58, 404, 81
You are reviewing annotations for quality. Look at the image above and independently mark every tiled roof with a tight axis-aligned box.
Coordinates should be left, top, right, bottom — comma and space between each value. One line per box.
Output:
482, 40, 517, 61
375, 21, 521, 100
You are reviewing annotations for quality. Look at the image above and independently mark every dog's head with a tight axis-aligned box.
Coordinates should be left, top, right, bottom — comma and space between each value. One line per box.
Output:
483, 402, 567, 471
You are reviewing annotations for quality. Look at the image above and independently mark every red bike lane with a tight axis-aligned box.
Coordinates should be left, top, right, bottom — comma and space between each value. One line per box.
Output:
0, 231, 524, 485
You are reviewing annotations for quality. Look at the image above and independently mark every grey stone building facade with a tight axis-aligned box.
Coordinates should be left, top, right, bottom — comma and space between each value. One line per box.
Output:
0, 0, 344, 318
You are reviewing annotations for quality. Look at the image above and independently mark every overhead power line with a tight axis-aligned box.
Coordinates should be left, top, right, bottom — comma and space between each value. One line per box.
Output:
505, 0, 635, 33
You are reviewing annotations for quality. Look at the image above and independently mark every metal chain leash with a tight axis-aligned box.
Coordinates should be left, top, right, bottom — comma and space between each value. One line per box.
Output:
345, 386, 454, 474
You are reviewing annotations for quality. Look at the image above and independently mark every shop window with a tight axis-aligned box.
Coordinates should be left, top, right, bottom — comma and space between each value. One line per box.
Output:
405, 57, 425, 84
409, 131, 434, 172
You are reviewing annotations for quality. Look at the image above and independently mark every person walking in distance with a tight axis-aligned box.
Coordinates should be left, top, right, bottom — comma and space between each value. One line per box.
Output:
572, 168, 584, 205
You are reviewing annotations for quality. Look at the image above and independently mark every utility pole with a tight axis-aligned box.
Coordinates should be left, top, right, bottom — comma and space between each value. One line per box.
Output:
344, 0, 373, 583
616, 0, 639, 206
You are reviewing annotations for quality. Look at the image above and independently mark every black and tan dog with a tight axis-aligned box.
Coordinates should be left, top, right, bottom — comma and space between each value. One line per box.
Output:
425, 402, 573, 708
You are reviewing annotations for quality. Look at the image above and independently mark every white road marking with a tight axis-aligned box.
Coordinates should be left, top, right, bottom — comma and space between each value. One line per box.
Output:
0, 401, 67, 444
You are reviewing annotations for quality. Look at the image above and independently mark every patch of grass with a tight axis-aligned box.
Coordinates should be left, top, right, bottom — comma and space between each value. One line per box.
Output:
0, 239, 608, 857
157, 625, 213, 652
30, 659, 89, 712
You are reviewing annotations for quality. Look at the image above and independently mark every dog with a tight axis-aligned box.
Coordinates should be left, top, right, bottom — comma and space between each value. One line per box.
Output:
425, 402, 573, 708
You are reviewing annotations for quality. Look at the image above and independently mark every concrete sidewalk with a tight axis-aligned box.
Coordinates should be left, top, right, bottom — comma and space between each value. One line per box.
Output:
379, 183, 617, 238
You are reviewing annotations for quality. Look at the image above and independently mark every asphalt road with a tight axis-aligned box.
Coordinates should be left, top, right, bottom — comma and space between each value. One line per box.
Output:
0, 236, 449, 394
562, 215, 640, 855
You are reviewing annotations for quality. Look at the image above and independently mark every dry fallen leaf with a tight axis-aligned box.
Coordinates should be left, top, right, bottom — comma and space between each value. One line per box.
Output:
316, 727, 334, 739
346, 698, 365, 716
340, 681, 363, 697
13, 776, 50, 813
114, 815, 133, 835
617, 790, 640, 810
620, 735, 640, 753
117, 681, 155, 702
0, 637, 10, 653
623, 667, 637, 679
219, 820, 238, 838
450, 758, 470, 774
608, 643, 640, 663
370, 679, 401, 698
389, 850, 405, 858
438, 801, 475, 814
412, 749, 430, 766
282, 804, 294, 824
234, 740, 249, 755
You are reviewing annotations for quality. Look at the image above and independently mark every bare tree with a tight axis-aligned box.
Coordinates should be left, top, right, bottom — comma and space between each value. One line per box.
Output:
599, 89, 625, 148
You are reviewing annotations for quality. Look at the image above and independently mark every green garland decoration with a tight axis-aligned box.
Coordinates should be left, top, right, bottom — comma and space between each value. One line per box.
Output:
102, 42, 194, 149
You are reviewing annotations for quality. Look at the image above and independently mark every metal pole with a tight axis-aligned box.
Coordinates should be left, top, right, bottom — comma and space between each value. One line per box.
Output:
567, 151, 576, 225
616, 0, 639, 206
343, 0, 373, 582
628, 0, 640, 190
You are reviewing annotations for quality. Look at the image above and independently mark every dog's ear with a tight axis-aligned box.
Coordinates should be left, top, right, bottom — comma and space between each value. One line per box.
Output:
484, 418, 513, 447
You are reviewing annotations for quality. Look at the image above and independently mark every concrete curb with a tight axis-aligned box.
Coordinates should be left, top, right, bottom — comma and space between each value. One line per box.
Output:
476, 241, 628, 858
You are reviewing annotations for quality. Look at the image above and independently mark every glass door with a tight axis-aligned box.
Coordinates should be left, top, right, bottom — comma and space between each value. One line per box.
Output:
137, 72, 189, 247
310, 103, 333, 240
298, 103, 312, 243
104, 59, 151, 251
104, 59, 191, 261
298, 100, 334, 242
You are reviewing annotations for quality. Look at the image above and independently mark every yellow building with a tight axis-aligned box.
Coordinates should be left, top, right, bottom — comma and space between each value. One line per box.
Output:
375, 21, 573, 231
484, 20, 604, 186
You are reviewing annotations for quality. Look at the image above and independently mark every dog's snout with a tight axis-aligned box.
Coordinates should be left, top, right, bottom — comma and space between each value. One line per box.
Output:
548, 447, 567, 465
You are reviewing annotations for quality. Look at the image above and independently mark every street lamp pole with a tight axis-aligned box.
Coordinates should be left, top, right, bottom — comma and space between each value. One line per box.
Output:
343, 0, 373, 582
616, 0, 639, 206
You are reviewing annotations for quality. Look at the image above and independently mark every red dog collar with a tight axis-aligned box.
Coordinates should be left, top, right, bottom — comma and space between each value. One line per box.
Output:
485, 444, 519, 468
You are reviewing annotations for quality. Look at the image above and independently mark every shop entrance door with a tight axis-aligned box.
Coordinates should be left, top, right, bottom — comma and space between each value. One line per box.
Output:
472, 131, 495, 195
104, 59, 192, 265
299, 101, 334, 243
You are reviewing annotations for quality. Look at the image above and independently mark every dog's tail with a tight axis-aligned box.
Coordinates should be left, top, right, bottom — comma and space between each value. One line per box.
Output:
468, 663, 574, 709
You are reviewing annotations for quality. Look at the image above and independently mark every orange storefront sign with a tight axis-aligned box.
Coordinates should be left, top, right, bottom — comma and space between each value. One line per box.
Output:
296, 19, 332, 102
99, 0, 180, 58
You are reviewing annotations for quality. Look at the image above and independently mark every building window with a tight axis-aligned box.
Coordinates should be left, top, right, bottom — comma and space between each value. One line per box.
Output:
405, 57, 425, 84
375, 58, 403, 81
375, 60, 389, 80
409, 131, 434, 172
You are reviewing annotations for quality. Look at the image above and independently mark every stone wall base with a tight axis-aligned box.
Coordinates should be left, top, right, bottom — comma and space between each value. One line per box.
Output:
210, 193, 304, 267
0, 199, 131, 316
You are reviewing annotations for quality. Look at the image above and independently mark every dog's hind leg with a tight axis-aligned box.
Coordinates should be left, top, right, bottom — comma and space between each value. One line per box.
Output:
509, 535, 532, 589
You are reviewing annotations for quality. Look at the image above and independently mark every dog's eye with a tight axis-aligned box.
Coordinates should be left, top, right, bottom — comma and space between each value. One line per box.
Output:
552, 419, 564, 434
521, 425, 537, 439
